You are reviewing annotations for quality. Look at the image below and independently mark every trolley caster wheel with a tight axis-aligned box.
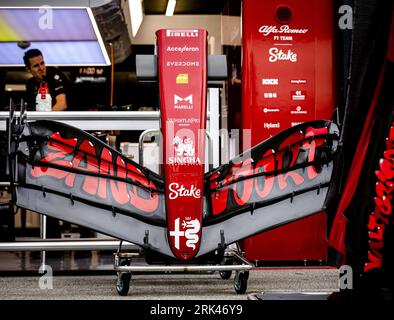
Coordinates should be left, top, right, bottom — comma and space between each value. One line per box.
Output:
234, 271, 249, 294
116, 272, 131, 296
219, 258, 234, 280
116, 260, 131, 296
219, 270, 232, 280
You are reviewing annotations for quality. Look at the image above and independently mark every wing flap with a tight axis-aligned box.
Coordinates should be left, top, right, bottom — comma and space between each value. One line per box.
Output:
200, 120, 339, 257
10, 119, 173, 256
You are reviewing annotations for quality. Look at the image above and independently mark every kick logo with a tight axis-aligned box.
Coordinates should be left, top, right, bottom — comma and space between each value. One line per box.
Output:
169, 218, 201, 250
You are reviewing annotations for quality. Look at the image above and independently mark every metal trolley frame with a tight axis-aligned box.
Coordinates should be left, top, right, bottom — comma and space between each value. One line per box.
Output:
113, 241, 254, 295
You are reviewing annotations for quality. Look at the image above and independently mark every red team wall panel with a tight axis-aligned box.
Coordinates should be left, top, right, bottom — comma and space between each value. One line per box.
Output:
241, 0, 335, 261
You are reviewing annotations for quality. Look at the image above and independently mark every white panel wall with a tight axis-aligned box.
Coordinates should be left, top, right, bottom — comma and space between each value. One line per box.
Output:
130, 15, 222, 54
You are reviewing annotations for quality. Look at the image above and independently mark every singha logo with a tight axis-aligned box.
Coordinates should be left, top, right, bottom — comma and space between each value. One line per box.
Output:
173, 136, 195, 157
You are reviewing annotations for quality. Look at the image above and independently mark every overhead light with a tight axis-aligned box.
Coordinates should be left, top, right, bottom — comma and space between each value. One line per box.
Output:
129, 0, 144, 37
166, 0, 176, 16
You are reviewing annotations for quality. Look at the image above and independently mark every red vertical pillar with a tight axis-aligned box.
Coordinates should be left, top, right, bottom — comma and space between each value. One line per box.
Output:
241, 0, 335, 261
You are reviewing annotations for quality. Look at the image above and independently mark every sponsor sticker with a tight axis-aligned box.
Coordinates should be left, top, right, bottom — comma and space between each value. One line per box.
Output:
167, 61, 200, 67
264, 122, 280, 129
269, 48, 297, 62
264, 92, 278, 98
166, 46, 199, 53
291, 106, 308, 114
262, 78, 279, 85
166, 30, 199, 37
291, 90, 306, 101
290, 79, 307, 84
176, 74, 189, 84
263, 107, 280, 113
174, 94, 193, 110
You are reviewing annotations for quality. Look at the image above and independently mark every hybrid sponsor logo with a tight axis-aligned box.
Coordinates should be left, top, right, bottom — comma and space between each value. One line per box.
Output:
263, 107, 280, 113
167, 61, 200, 67
168, 183, 201, 199
264, 122, 280, 129
262, 78, 279, 85
170, 218, 201, 250
291, 106, 307, 115
259, 25, 308, 36
174, 94, 193, 110
269, 48, 297, 62
167, 46, 199, 53
167, 30, 198, 37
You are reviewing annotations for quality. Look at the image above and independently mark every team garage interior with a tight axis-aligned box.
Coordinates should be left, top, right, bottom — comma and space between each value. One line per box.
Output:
0, 0, 393, 301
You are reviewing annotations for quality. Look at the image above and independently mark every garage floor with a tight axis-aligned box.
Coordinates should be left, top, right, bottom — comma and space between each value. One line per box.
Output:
0, 251, 339, 299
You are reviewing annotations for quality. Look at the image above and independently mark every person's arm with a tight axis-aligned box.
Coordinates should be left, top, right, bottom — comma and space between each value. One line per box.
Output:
52, 93, 67, 111
51, 69, 68, 111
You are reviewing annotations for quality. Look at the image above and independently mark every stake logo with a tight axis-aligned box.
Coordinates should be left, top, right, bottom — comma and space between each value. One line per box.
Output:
269, 48, 297, 63
168, 183, 201, 199
169, 218, 201, 250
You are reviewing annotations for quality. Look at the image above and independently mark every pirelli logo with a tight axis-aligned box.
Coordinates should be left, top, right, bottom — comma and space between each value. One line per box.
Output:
166, 30, 199, 37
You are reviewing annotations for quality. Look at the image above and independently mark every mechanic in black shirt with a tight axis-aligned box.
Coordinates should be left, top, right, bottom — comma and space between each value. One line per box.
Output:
23, 48, 68, 111
23, 49, 67, 243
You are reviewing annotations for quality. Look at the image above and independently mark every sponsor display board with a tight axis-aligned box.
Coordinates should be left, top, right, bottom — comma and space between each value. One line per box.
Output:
241, 0, 334, 261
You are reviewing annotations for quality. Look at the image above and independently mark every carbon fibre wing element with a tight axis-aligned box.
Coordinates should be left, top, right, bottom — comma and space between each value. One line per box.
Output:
198, 120, 339, 257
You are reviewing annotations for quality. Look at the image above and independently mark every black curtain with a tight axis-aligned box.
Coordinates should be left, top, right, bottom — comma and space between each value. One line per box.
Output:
328, 0, 394, 298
